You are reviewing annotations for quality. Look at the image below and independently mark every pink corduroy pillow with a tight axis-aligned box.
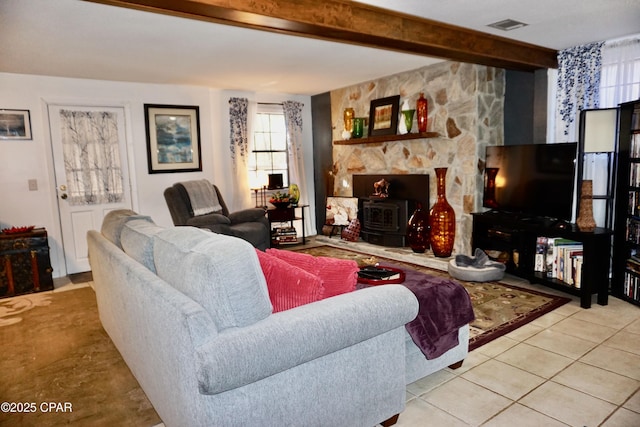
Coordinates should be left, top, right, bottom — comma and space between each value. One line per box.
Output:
266, 248, 359, 298
255, 249, 326, 313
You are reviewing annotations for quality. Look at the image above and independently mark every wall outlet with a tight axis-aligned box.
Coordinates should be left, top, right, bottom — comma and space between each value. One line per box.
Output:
28, 179, 38, 191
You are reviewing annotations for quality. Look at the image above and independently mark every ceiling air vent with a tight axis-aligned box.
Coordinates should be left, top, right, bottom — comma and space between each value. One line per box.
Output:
487, 19, 528, 31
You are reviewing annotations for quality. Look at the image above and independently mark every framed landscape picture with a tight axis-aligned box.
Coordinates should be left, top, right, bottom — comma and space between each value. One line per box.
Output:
144, 104, 202, 173
0, 109, 32, 140
368, 95, 400, 137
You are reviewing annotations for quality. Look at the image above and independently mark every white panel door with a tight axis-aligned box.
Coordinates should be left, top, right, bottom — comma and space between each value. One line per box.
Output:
48, 105, 133, 274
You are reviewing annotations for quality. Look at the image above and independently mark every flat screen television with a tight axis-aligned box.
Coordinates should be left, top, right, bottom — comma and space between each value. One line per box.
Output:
484, 143, 578, 221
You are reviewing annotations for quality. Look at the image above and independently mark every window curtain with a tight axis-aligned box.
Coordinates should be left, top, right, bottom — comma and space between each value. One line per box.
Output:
599, 36, 640, 108
555, 42, 604, 142
282, 100, 313, 235
228, 97, 253, 209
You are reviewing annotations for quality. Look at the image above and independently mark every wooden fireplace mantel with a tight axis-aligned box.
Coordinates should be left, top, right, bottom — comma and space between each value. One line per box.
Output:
333, 131, 440, 145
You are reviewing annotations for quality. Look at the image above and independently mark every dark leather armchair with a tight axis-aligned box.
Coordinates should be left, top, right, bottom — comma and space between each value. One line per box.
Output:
164, 181, 270, 250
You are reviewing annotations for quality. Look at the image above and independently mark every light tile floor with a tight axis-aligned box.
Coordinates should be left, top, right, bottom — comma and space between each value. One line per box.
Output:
399, 274, 640, 427
310, 237, 640, 426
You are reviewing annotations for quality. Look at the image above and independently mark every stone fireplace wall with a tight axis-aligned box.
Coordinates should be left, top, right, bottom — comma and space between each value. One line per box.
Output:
330, 61, 505, 256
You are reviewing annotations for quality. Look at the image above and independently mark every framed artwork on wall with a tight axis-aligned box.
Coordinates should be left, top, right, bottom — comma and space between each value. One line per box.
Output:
144, 104, 202, 173
0, 109, 32, 140
368, 95, 400, 137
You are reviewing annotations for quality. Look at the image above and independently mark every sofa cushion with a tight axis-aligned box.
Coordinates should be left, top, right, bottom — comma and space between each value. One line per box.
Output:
101, 209, 154, 249
153, 227, 272, 330
266, 248, 359, 298
255, 249, 325, 312
120, 219, 165, 273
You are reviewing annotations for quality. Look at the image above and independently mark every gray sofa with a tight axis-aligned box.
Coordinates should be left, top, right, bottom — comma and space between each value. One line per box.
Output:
88, 210, 469, 426
89, 210, 421, 426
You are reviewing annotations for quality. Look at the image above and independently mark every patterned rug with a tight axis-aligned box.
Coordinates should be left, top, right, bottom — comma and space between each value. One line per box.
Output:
0, 291, 52, 327
294, 245, 571, 351
0, 287, 161, 426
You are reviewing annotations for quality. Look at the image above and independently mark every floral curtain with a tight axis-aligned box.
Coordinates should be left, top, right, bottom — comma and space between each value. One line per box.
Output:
229, 97, 249, 166
59, 109, 124, 205
555, 42, 604, 141
228, 97, 252, 209
282, 100, 313, 234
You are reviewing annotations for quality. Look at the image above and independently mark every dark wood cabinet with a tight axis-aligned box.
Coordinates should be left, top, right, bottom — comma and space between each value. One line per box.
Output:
0, 228, 54, 298
472, 212, 611, 308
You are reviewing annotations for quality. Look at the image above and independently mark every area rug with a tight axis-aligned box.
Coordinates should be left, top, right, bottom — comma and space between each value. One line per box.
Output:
0, 291, 52, 327
0, 287, 161, 426
293, 245, 571, 352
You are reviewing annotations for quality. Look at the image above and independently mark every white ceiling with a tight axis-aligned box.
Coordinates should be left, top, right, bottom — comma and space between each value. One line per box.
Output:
1, 0, 639, 96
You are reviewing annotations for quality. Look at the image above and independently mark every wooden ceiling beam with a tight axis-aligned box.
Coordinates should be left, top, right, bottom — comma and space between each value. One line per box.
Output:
84, 0, 558, 70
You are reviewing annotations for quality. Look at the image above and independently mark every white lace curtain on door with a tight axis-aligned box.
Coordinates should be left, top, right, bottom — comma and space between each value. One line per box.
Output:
59, 110, 124, 206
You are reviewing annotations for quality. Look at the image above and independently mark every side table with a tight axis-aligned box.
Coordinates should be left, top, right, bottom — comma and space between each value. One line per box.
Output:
267, 205, 308, 246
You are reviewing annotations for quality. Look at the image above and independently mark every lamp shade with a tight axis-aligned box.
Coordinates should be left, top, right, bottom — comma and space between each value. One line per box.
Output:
582, 108, 617, 153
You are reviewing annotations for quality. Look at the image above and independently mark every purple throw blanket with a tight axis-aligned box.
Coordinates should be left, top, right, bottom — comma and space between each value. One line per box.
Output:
359, 264, 475, 359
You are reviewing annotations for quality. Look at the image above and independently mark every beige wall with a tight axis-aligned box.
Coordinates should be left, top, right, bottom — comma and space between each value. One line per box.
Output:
0, 72, 314, 277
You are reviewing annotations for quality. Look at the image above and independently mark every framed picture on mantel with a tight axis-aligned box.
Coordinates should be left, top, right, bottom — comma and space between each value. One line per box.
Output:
368, 95, 400, 137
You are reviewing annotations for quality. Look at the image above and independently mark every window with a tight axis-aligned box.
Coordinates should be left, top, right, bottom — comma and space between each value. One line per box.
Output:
549, 36, 640, 142
600, 62, 640, 107
599, 38, 640, 108
248, 104, 289, 189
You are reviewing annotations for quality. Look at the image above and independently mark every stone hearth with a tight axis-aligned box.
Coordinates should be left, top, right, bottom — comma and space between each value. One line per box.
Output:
315, 235, 450, 272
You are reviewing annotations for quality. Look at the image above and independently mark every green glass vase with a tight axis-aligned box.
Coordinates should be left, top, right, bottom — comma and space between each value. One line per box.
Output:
401, 109, 415, 133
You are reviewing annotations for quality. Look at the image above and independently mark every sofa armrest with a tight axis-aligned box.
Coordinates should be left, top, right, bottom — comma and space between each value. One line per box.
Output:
228, 208, 267, 224
195, 285, 418, 394
186, 213, 231, 227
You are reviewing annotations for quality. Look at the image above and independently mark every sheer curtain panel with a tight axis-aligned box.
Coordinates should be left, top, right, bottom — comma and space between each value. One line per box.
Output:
600, 36, 640, 108
282, 100, 313, 235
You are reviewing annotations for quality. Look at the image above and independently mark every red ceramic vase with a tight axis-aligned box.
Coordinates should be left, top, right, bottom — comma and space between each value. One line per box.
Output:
416, 92, 428, 133
407, 202, 430, 253
483, 167, 499, 209
429, 167, 455, 257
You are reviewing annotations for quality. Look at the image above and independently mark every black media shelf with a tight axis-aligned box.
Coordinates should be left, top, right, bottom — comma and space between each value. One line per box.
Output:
472, 211, 612, 309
